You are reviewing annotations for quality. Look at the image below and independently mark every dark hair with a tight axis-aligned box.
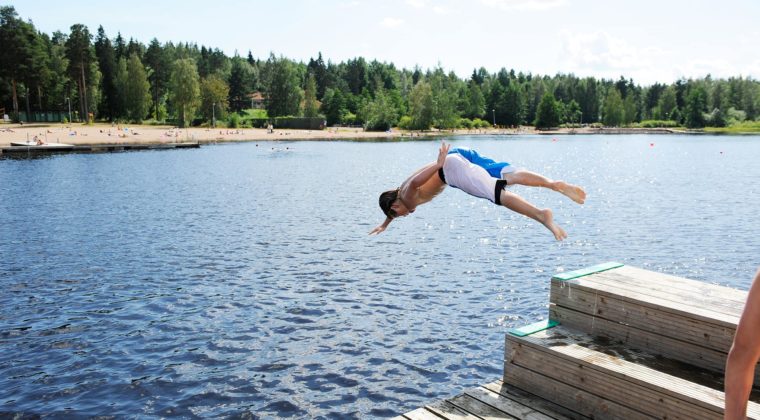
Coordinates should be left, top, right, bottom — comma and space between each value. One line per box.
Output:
379, 189, 399, 219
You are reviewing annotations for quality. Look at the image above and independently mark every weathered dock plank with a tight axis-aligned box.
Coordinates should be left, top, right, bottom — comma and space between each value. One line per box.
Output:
502, 362, 643, 420
506, 327, 743, 419
397, 264, 759, 419
551, 276, 738, 349
395, 407, 440, 420
463, 386, 555, 420
449, 394, 521, 419
425, 400, 482, 420
395, 380, 584, 419
569, 266, 745, 317
549, 304, 740, 380
479, 381, 583, 420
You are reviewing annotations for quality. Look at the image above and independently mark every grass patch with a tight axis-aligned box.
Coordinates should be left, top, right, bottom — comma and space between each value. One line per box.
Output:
241, 109, 268, 119
703, 121, 760, 134
634, 120, 680, 128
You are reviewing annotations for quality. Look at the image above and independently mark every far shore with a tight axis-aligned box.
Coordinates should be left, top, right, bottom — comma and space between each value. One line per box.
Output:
0, 123, 688, 148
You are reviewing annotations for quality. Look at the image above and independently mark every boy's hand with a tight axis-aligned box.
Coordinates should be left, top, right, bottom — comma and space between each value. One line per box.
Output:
437, 141, 450, 167
369, 225, 386, 235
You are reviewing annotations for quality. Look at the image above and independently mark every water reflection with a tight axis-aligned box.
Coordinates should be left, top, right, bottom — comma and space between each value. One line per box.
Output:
0, 135, 758, 417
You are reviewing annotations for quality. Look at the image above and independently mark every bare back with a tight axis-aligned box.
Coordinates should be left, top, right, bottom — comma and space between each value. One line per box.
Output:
397, 162, 446, 211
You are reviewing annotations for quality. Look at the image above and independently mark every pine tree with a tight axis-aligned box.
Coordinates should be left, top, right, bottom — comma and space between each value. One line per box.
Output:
345, 57, 368, 95
307, 52, 328, 99
113, 32, 126, 60
623, 94, 637, 125
262, 54, 302, 117
303, 74, 319, 117
565, 100, 582, 126
114, 57, 128, 119
65, 24, 97, 122
145, 38, 170, 120
578, 77, 599, 123
685, 86, 707, 128
228, 57, 252, 112
602, 88, 624, 127
465, 80, 485, 119
535, 92, 560, 129
126, 38, 144, 61
0, 6, 47, 119
362, 87, 398, 131
94, 26, 117, 120
124, 53, 150, 122
168, 58, 200, 127
657, 86, 678, 120
409, 80, 433, 130
320, 88, 345, 126
200, 74, 229, 124
501, 83, 525, 126
41, 32, 70, 116
429, 68, 459, 129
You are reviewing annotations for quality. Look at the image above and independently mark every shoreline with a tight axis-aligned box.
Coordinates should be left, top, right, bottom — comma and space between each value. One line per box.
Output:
0, 123, 713, 148
0, 123, 435, 147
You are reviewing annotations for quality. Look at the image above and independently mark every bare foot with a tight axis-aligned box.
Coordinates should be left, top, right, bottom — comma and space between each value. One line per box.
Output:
555, 181, 586, 204
538, 208, 567, 241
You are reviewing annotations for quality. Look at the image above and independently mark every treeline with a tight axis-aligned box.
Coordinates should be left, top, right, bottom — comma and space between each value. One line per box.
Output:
2, 5, 759, 130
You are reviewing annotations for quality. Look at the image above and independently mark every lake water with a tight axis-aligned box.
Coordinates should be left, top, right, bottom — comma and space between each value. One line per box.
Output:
1, 134, 758, 418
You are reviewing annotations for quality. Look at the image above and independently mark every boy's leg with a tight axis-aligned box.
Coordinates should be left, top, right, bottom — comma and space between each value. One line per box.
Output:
499, 189, 567, 241
503, 170, 586, 204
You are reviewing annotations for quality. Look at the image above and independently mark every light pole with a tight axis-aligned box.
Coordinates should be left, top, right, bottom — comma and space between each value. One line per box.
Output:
65, 97, 72, 125
212, 102, 216, 128
492, 109, 496, 128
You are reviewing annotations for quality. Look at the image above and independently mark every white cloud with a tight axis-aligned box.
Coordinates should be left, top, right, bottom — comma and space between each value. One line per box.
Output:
433, 5, 451, 14
674, 59, 760, 82
406, 0, 428, 8
558, 30, 760, 84
338, 1, 361, 7
381, 17, 404, 28
561, 31, 642, 70
746, 60, 760, 80
405, 0, 456, 15
559, 31, 676, 84
675, 60, 733, 81
481, 0, 566, 11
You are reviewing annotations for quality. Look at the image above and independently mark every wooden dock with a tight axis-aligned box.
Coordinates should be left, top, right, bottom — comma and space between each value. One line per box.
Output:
394, 263, 760, 419
0, 142, 199, 156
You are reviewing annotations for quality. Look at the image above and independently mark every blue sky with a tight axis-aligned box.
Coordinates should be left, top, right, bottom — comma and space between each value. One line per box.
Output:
7, 0, 760, 86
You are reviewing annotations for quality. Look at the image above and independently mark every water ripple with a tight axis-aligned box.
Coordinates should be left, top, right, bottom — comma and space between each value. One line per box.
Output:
1, 136, 759, 417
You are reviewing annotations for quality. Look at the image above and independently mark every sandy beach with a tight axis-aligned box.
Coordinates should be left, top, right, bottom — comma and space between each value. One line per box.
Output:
0, 123, 682, 148
0, 123, 460, 147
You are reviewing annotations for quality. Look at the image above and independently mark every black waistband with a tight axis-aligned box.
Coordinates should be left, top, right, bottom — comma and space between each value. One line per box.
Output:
438, 167, 446, 184
494, 179, 507, 205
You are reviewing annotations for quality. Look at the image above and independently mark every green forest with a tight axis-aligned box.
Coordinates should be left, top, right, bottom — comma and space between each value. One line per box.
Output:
2, 5, 759, 131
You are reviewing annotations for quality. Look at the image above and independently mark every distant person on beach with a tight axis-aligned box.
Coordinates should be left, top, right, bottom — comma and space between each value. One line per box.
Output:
725, 268, 760, 419
370, 141, 586, 240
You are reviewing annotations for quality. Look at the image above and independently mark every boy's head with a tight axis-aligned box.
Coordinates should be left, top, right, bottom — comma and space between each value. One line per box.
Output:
379, 189, 399, 219
379, 188, 413, 219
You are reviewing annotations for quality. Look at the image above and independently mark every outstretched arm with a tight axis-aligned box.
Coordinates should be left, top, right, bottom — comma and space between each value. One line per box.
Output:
725, 269, 760, 419
369, 217, 392, 235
